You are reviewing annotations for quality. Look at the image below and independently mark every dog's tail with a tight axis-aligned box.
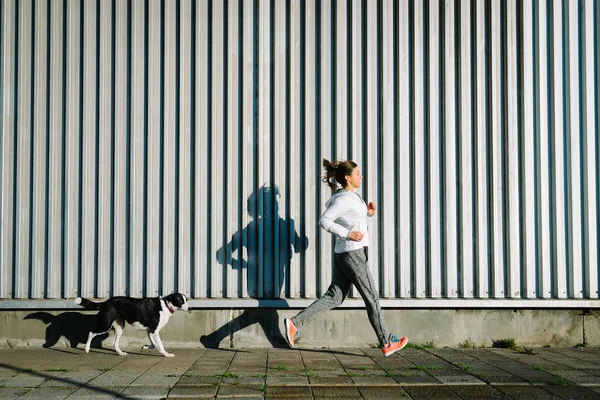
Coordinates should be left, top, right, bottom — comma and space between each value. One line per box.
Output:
74, 297, 102, 310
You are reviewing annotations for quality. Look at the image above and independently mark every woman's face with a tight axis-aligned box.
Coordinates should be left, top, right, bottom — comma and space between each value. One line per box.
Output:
346, 167, 363, 189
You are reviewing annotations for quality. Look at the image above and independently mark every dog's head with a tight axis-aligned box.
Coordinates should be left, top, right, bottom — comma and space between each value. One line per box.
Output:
163, 293, 190, 312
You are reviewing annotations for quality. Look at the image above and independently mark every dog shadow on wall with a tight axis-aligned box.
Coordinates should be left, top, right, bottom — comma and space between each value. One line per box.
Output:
24, 312, 108, 349
201, 186, 308, 348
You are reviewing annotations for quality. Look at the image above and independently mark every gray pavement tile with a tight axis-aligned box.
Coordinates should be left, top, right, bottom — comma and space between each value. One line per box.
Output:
543, 385, 600, 400
493, 385, 563, 400
308, 376, 353, 385
87, 371, 142, 386
402, 385, 463, 399
167, 385, 219, 398
265, 376, 309, 385
432, 374, 487, 385
482, 375, 529, 384
344, 368, 389, 376
550, 369, 600, 385
311, 385, 361, 398
267, 369, 309, 377
449, 384, 507, 399
118, 385, 171, 399
17, 386, 78, 398
222, 376, 265, 385
39, 370, 102, 387
350, 375, 398, 385
216, 384, 265, 397
265, 385, 312, 397
393, 374, 441, 385
2, 373, 46, 388
67, 385, 126, 399
359, 386, 412, 399
129, 373, 181, 386
0, 387, 32, 400
175, 375, 221, 386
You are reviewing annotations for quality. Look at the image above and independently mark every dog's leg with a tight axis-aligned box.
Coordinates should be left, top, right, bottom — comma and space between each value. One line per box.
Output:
85, 312, 114, 353
113, 321, 128, 356
149, 332, 174, 357
142, 331, 156, 350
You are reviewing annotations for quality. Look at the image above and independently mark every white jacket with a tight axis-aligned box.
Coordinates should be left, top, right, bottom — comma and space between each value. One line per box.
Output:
319, 189, 372, 253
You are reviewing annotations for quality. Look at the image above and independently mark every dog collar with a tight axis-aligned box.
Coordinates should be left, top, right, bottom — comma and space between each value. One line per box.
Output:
167, 305, 175, 313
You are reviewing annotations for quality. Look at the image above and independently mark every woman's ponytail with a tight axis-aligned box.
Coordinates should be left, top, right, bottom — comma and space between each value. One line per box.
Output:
322, 158, 357, 193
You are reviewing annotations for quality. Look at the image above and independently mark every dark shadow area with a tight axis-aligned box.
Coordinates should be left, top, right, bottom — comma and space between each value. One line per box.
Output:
24, 312, 108, 349
0, 362, 134, 399
201, 186, 308, 348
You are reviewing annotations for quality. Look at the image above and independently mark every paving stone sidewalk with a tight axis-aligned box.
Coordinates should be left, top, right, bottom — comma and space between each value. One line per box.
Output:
1, 346, 600, 399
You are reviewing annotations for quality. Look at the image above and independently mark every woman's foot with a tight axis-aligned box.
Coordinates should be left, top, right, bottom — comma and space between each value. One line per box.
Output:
382, 335, 408, 356
284, 318, 298, 348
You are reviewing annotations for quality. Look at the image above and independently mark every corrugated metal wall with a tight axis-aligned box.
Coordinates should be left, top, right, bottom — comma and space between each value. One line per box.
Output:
1, 0, 599, 305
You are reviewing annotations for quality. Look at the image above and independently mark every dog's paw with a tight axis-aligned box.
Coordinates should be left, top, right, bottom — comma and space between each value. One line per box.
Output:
163, 353, 175, 358
142, 344, 155, 350
118, 352, 128, 356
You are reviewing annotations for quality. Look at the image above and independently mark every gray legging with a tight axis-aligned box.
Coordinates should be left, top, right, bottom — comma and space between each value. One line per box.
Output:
291, 247, 392, 346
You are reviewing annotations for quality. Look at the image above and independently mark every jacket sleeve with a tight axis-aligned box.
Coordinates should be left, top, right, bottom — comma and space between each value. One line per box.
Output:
319, 196, 350, 239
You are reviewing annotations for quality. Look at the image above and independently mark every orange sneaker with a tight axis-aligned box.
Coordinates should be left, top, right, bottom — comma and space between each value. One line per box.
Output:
284, 318, 298, 348
382, 335, 408, 357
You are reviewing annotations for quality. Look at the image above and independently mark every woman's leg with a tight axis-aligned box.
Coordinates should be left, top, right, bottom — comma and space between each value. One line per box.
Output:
337, 248, 391, 346
291, 262, 352, 326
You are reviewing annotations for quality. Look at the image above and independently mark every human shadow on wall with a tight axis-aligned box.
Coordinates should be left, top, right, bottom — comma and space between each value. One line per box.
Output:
200, 186, 308, 348
24, 312, 108, 349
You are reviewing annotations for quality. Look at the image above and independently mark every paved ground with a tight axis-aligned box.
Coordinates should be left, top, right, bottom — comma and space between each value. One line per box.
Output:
1, 346, 600, 399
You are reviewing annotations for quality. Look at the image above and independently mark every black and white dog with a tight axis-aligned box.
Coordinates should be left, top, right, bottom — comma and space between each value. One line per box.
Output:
75, 293, 190, 357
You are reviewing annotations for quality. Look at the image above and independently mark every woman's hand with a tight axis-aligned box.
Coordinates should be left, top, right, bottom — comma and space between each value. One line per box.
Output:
348, 231, 364, 242
367, 201, 376, 216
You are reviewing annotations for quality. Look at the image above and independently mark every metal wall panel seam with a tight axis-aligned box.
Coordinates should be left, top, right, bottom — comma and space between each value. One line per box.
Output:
552, 0, 568, 298
427, 0, 442, 299
381, 0, 394, 298
257, 0, 270, 299
289, 0, 301, 299
413, 0, 426, 298
506, 0, 521, 298
81, 0, 97, 298
318, 0, 332, 297
567, 0, 584, 299
32, 0, 49, 299
65, 0, 82, 299
303, 0, 317, 299
47, 0, 64, 299
15, 0, 33, 299
97, 0, 112, 298
444, 0, 458, 299
272, 0, 285, 299
397, 0, 411, 299
210, 0, 224, 298
459, 0, 474, 299
335, 0, 347, 160
490, 0, 505, 298
145, 0, 161, 298
194, 0, 209, 299
537, 0, 552, 299
583, 0, 598, 298
225, 0, 239, 299
240, 0, 254, 299
365, 0, 379, 297
178, 0, 192, 296
475, 0, 489, 298
349, 0, 363, 299
1, 0, 17, 299
113, 0, 128, 297
130, 0, 145, 297
522, 0, 538, 299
